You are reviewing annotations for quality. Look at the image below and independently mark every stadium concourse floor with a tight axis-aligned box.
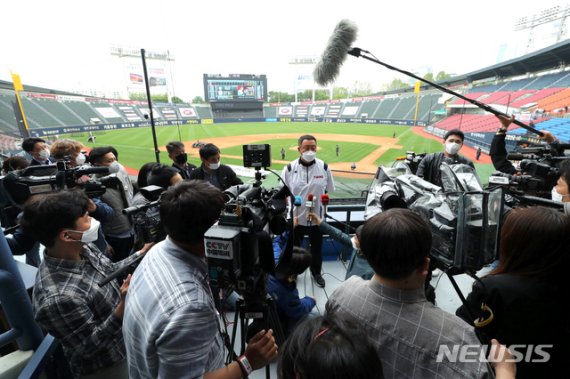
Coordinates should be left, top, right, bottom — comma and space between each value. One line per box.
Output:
14, 254, 490, 378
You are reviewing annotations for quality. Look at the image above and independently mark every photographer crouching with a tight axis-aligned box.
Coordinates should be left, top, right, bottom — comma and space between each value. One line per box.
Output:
123, 180, 277, 378
20, 190, 150, 378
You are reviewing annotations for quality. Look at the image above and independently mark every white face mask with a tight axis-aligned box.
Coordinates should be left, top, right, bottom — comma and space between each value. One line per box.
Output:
75, 152, 86, 165
38, 149, 50, 161
302, 151, 316, 162
551, 187, 570, 202
445, 142, 461, 155
67, 218, 100, 243
208, 162, 220, 170
109, 161, 121, 173
351, 237, 359, 250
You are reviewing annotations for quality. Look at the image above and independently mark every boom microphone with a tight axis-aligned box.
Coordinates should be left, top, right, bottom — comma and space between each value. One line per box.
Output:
313, 19, 358, 86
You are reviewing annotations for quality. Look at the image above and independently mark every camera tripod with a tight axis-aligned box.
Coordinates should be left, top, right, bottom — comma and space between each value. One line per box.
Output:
229, 295, 285, 379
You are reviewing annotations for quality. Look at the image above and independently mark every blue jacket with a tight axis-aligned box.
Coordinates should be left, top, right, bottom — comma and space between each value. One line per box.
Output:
317, 221, 374, 280
267, 275, 315, 334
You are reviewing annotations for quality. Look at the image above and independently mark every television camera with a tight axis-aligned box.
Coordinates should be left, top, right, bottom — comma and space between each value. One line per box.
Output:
489, 144, 570, 201
122, 185, 165, 244
365, 159, 502, 275
0, 157, 120, 227
204, 144, 288, 304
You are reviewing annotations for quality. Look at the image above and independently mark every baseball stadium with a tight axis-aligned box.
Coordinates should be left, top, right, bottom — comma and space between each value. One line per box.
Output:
2, 4, 570, 379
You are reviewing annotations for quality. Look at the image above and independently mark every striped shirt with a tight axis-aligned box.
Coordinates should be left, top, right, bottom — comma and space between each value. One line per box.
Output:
32, 243, 139, 378
123, 237, 225, 378
326, 276, 492, 379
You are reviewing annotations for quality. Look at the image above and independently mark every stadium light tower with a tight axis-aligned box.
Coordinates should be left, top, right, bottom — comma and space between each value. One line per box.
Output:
289, 56, 318, 102
110, 46, 176, 102
514, 4, 570, 54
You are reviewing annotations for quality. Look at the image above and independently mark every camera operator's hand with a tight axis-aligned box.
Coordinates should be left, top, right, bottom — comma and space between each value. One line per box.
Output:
539, 130, 557, 143
308, 212, 322, 225
244, 329, 278, 370
86, 199, 97, 213
137, 242, 155, 257
113, 274, 131, 319
497, 115, 515, 131
489, 339, 516, 379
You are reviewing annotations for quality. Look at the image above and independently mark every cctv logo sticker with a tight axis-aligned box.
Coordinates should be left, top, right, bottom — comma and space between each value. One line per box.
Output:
206, 240, 234, 260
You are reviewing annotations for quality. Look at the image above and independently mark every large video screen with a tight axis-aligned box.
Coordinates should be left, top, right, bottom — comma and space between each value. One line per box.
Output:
204, 74, 267, 102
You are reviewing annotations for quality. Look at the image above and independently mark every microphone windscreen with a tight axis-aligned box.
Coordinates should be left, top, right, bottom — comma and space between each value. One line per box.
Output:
294, 195, 303, 206
320, 194, 330, 205
307, 193, 314, 201
313, 19, 358, 87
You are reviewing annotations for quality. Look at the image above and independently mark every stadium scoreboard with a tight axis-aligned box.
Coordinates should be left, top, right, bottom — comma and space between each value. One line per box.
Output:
204, 74, 267, 103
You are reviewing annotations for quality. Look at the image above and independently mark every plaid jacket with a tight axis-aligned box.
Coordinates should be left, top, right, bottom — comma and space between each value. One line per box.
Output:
32, 244, 139, 377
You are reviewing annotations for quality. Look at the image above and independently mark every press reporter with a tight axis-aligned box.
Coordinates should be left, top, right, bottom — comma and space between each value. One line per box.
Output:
457, 206, 570, 378
19, 190, 150, 378
123, 180, 277, 378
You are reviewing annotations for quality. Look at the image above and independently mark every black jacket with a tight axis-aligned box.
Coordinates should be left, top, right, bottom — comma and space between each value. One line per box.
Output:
189, 164, 242, 191
456, 274, 569, 379
489, 133, 517, 175
416, 152, 474, 187
171, 163, 197, 180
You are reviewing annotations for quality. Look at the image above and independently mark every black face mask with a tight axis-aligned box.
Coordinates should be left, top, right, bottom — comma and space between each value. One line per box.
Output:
175, 153, 188, 165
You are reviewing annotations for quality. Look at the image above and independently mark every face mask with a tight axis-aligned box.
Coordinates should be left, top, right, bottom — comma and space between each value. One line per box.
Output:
208, 162, 220, 170
109, 161, 121, 173
551, 187, 570, 202
175, 153, 188, 165
351, 237, 359, 250
38, 149, 50, 161
445, 142, 461, 155
68, 218, 100, 243
75, 152, 86, 165
302, 151, 316, 162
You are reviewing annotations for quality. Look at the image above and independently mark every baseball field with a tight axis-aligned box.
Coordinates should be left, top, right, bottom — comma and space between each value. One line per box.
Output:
72, 121, 495, 198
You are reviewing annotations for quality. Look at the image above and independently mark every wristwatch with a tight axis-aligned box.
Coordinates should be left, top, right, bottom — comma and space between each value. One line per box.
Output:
237, 355, 253, 377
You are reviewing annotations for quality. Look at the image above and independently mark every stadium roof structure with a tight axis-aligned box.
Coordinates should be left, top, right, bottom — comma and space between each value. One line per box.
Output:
0, 79, 87, 96
379, 39, 570, 95
452, 39, 570, 82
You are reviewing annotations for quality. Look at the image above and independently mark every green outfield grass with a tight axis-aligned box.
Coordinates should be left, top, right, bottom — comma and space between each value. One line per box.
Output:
67, 122, 494, 198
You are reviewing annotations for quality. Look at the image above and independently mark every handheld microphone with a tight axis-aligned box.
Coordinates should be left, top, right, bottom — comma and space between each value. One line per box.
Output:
306, 193, 314, 226
294, 195, 303, 207
313, 19, 358, 87
294, 195, 302, 220
320, 194, 330, 219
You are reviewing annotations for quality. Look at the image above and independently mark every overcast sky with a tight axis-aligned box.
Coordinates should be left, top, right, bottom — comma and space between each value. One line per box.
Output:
1, 0, 568, 101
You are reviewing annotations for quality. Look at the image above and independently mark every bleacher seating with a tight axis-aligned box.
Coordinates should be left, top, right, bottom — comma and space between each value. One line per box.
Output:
390, 96, 417, 119
509, 88, 562, 108
358, 100, 380, 118
434, 114, 502, 133
537, 87, 570, 112
19, 97, 63, 129
263, 106, 277, 118
525, 71, 568, 89
500, 78, 534, 91
193, 105, 213, 119
0, 91, 20, 137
